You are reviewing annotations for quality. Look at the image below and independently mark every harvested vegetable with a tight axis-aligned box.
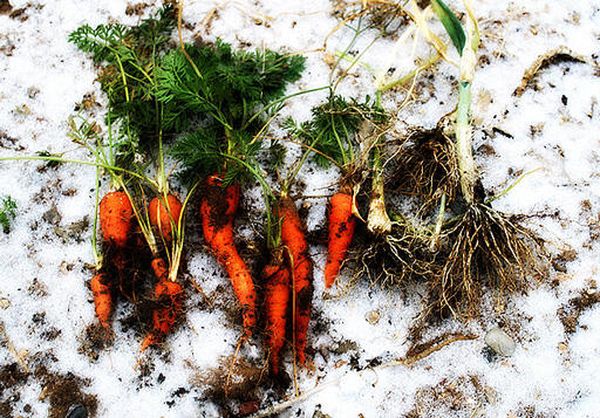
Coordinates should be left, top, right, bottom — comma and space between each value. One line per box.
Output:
277, 195, 313, 364
99, 191, 133, 248
262, 250, 290, 376
162, 39, 305, 335
141, 257, 184, 351
425, 0, 545, 317
71, 7, 193, 346
324, 190, 356, 289
91, 190, 133, 329
149, 193, 183, 242
201, 174, 256, 336
295, 95, 382, 288
90, 272, 113, 329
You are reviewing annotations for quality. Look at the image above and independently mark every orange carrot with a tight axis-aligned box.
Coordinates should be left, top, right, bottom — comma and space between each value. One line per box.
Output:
200, 174, 257, 336
141, 257, 184, 351
324, 191, 356, 288
149, 193, 183, 242
91, 272, 113, 329
262, 256, 290, 376
278, 196, 313, 365
99, 191, 134, 248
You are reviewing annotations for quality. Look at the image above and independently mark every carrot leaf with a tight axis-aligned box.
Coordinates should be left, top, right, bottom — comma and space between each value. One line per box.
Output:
160, 40, 305, 183
70, 5, 183, 143
296, 95, 381, 168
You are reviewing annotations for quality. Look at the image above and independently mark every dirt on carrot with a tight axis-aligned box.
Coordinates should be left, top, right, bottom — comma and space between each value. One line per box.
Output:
141, 257, 184, 351
324, 191, 356, 288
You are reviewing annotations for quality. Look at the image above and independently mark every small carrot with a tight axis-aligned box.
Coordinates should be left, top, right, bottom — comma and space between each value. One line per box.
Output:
149, 193, 183, 242
200, 174, 257, 336
141, 257, 184, 351
278, 196, 313, 365
90, 272, 113, 329
262, 255, 290, 376
324, 191, 356, 288
99, 191, 134, 248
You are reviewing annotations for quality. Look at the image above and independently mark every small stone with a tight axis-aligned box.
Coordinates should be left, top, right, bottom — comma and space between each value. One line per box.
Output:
42, 205, 62, 225
59, 261, 74, 274
0, 297, 10, 309
313, 409, 332, 418
27, 86, 40, 99
65, 403, 88, 418
484, 327, 516, 357
365, 310, 381, 325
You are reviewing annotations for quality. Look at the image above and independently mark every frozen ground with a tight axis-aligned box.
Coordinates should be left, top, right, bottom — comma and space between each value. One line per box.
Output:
1, 0, 599, 417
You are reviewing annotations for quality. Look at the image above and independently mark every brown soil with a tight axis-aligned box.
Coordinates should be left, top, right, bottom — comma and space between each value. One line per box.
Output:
558, 288, 600, 334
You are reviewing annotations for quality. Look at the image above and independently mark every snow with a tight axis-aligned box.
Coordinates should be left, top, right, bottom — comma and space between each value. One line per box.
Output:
1, 0, 600, 417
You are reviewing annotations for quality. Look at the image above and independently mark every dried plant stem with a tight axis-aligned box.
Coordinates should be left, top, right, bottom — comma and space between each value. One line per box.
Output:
250, 332, 475, 418
367, 146, 392, 235
392, 333, 476, 367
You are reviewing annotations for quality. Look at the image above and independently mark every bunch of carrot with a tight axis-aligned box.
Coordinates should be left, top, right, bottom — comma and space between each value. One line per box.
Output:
292, 94, 385, 290
91, 186, 186, 349
261, 192, 314, 376
69, 6, 195, 349
156, 34, 306, 354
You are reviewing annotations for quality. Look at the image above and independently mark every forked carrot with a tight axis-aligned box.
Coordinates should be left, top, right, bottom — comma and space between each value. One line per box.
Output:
200, 174, 257, 336
140, 257, 184, 351
324, 191, 356, 288
92, 190, 133, 329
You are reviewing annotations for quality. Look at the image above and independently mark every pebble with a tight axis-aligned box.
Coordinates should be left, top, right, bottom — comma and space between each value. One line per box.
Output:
365, 310, 381, 325
65, 404, 87, 418
484, 327, 516, 357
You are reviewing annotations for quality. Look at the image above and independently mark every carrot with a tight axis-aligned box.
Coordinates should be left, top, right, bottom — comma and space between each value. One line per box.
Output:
141, 257, 184, 351
278, 196, 313, 365
149, 193, 183, 242
262, 256, 290, 376
90, 272, 113, 329
200, 174, 257, 336
99, 191, 134, 248
324, 191, 356, 288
